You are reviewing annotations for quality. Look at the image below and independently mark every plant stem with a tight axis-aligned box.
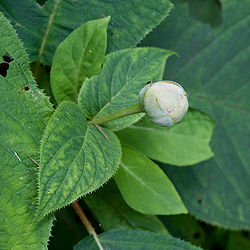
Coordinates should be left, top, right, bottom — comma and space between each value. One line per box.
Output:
88, 103, 144, 125
72, 201, 104, 250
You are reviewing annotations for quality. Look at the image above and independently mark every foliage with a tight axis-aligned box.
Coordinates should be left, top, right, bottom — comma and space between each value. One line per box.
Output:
0, 0, 173, 65
74, 229, 201, 250
0, 0, 249, 249
141, 0, 250, 230
0, 12, 53, 249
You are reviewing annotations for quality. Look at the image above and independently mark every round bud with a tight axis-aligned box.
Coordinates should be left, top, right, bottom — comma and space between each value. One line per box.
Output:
139, 81, 189, 126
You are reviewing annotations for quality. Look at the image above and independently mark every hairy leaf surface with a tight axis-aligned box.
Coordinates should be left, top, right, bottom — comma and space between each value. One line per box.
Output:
74, 229, 201, 250
51, 17, 110, 104
85, 181, 168, 235
0, 0, 173, 65
78, 48, 174, 130
141, 0, 250, 229
117, 109, 215, 166
115, 144, 187, 215
0, 12, 53, 249
37, 102, 121, 219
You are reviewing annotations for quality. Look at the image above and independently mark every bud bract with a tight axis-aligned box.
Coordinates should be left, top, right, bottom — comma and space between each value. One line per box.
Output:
139, 81, 189, 126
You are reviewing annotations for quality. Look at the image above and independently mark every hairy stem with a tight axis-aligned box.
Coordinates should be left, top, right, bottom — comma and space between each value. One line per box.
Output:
88, 103, 144, 125
72, 201, 104, 250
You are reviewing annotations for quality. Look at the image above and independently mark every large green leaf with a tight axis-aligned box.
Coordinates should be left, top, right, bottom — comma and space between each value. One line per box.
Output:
188, 0, 222, 27
37, 102, 121, 220
117, 109, 215, 166
0, 12, 53, 249
0, 0, 173, 66
84, 180, 168, 235
115, 144, 187, 215
141, 0, 250, 229
161, 214, 250, 250
51, 17, 110, 104
74, 229, 201, 250
160, 214, 207, 249
78, 48, 174, 131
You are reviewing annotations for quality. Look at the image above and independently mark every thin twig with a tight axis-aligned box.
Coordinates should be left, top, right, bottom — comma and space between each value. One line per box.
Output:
95, 124, 109, 142
25, 153, 40, 167
72, 201, 104, 250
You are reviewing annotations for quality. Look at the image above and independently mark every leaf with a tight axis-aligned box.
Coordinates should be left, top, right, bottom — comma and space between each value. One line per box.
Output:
50, 17, 110, 104
160, 214, 208, 248
188, 0, 222, 27
37, 101, 121, 219
117, 109, 215, 166
30, 62, 56, 105
0, 12, 53, 249
114, 144, 187, 215
74, 229, 201, 250
78, 48, 175, 131
84, 180, 169, 235
0, 0, 173, 66
141, 0, 250, 229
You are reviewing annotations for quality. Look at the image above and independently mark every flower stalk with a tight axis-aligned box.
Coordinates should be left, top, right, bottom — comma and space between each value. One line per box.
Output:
88, 103, 144, 125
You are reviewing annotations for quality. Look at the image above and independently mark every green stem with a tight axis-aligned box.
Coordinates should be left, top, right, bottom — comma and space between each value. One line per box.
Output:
88, 103, 144, 125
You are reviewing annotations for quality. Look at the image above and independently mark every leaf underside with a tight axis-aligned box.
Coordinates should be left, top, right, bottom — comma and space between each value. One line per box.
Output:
141, 0, 250, 229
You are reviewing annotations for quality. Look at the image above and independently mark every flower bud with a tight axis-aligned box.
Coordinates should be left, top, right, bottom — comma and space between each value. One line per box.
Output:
139, 81, 188, 126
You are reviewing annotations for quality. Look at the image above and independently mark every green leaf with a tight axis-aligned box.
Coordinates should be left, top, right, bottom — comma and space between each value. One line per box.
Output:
31, 62, 56, 105
0, 12, 53, 249
141, 0, 250, 229
37, 101, 121, 219
85, 180, 169, 235
114, 144, 187, 215
78, 48, 175, 131
0, 0, 173, 66
117, 109, 215, 166
50, 17, 110, 104
160, 214, 208, 248
188, 0, 222, 27
74, 229, 201, 250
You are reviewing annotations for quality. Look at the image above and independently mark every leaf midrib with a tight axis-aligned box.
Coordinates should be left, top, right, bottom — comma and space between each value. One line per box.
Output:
189, 93, 250, 112
38, 131, 88, 218
120, 162, 178, 207
38, 0, 61, 58
74, 21, 105, 101
94, 52, 149, 120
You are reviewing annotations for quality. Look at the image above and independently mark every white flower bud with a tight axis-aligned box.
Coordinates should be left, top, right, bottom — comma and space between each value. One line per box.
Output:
139, 81, 189, 126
